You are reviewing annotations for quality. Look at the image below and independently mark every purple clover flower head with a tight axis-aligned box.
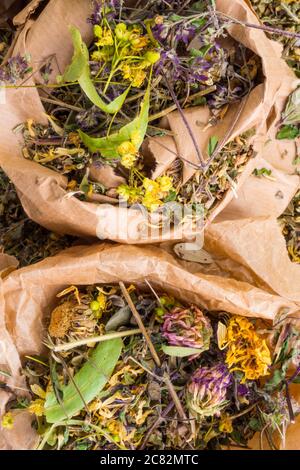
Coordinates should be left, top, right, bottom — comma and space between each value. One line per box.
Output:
162, 305, 212, 353
186, 364, 231, 419
0, 54, 31, 84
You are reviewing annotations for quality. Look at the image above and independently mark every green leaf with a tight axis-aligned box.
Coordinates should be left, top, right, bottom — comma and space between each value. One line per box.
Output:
253, 167, 272, 177
60, 26, 129, 115
45, 338, 123, 423
276, 125, 300, 140
207, 135, 218, 157
79, 173, 90, 195
162, 345, 202, 357
282, 87, 300, 126
79, 83, 150, 156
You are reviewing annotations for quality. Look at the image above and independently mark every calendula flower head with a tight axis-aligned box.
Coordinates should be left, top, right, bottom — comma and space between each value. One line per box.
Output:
162, 305, 212, 352
222, 316, 272, 383
94, 25, 114, 46
157, 175, 173, 193
186, 364, 231, 419
1, 412, 14, 430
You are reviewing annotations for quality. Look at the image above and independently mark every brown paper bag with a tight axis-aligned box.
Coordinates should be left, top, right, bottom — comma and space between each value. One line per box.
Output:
0, 243, 300, 449
0, 0, 296, 243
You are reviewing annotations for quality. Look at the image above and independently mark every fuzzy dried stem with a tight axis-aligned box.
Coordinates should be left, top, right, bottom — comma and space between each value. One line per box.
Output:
48, 329, 142, 353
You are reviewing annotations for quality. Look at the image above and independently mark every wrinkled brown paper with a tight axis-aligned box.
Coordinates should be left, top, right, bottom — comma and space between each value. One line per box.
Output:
0, 242, 299, 449
0, 0, 297, 242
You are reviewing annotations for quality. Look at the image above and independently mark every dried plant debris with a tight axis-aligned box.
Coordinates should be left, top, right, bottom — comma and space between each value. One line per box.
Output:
12, 0, 261, 227
252, 0, 300, 77
2, 283, 300, 450
278, 189, 300, 263
0, 170, 75, 266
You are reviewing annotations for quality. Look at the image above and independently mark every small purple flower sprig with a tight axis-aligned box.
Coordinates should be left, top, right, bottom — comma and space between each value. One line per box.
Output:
0, 54, 32, 84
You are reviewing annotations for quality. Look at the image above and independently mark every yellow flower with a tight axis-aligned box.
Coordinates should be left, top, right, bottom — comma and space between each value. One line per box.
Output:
116, 184, 131, 201
121, 63, 147, 88
219, 416, 233, 434
144, 50, 161, 65
121, 153, 137, 169
130, 35, 149, 50
28, 399, 45, 417
132, 69, 147, 88
142, 192, 162, 212
117, 185, 141, 204
115, 23, 129, 41
94, 26, 114, 47
118, 141, 137, 156
1, 412, 14, 430
130, 130, 142, 148
143, 178, 160, 194
97, 292, 107, 311
157, 175, 173, 193
222, 316, 272, 383
118, 141, 138, 169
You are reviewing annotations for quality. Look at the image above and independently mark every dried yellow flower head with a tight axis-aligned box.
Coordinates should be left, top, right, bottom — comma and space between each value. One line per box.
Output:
48, 300, 75, 338
222, 316, 272, 383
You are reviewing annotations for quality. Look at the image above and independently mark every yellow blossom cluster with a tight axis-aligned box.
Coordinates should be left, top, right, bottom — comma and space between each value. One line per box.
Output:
92, 22, 160, 89
221, 316, 272, 383
117, 175, 174, 212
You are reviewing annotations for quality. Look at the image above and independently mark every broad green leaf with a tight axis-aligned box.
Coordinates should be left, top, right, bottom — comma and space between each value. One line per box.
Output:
207, 135, 218, 157
162, 345, 202, 357
276, 124, 300, 140
79, 84, 150, 156
45, 338, 123, 423
59, 26, 129, 115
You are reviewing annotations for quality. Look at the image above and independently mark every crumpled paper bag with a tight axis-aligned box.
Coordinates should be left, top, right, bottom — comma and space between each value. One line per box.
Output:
0, 243, 299, 449
0, 0, 296, 243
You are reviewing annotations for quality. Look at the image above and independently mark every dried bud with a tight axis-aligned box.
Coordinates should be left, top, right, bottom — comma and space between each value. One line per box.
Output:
186, 364, 231, 419
162, 305, 212, 352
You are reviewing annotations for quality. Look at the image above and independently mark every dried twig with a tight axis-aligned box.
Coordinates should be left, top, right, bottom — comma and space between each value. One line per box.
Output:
48, 328, 142, 353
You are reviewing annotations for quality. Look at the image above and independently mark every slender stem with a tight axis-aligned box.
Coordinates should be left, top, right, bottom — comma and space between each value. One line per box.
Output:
162, 73, 205, 168
119, 282, 161, 367
287, 364, 300, 385
163, 373, 187, 421
140, 402, 175, 450
49, 329, 141, 353
148, 85, 216, 122
40, 97, 83, 112
285, 381, 295, 424
218, 12, 300, 40
204, 95, 248, 171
